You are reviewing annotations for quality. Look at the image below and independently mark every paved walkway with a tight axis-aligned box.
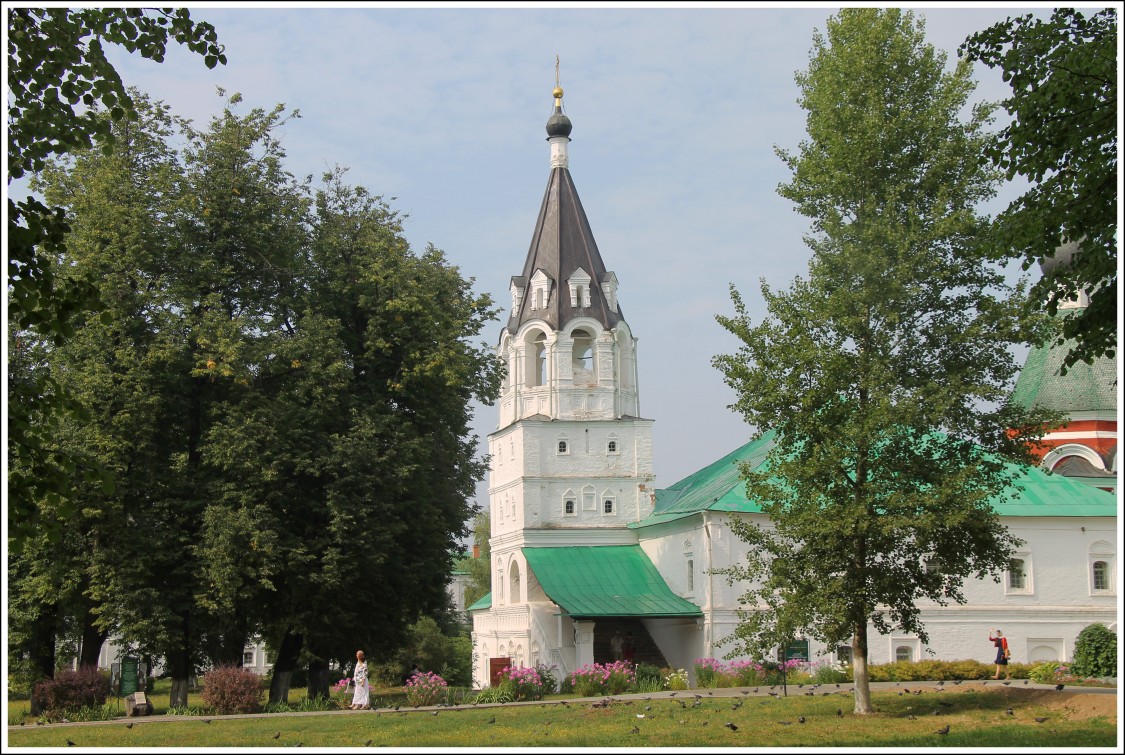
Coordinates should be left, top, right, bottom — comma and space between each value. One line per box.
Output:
10, 679, 1115, 731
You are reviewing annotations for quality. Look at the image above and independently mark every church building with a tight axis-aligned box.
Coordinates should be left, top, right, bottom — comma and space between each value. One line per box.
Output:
468, 84, 1117, 689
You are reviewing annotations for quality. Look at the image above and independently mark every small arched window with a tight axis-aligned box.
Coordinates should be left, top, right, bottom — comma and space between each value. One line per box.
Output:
558, 440, 568, 454
603, 499, 614, 514
564, 499, 576, 515
895, 646, 912, 663
1093, 560, 1109, 591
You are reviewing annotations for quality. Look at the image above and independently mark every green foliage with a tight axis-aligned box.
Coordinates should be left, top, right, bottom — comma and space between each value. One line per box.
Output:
200, 666, 265, 715
470, 684, 515, 704
712, 7, 1052, 714
1071, 623, 1117, 678
960, 8, 1118, 371
1028, 661, 1061, 684
404, 671, 448, 707
6, 6, 225, 554
663, 668, 689, 691
459, 511, 492, 609
634, 663, 665, 690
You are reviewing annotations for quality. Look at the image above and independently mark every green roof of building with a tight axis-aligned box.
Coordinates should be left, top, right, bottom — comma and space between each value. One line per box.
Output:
466, 592, 492, 611
635, 430, 1114, 527
523, 546, 702, 618
1010, 314, 1117, 414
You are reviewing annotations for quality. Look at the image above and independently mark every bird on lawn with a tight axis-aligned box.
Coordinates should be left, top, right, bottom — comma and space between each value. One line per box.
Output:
798, 716, 806, 724
935, 724, 950, 736
724, 722, 738, 731
66, 740, 76, 747
937, 681, 945, 686
836, 708, 843, 717
488, 717, 495, 724
778, 720, 792, 726
1035, 717, 1048, 723
431, 711, 439, 716
203, 719, 212, 724
273, 732, 281, 740
630, 725, 640, 734
952, 680, 962, 685
125, 723, 134, 729
364, 740, 373, 747
1006, 708, 1014, 716
1002, 681, 1011, 686
1055, 684, 1065, 691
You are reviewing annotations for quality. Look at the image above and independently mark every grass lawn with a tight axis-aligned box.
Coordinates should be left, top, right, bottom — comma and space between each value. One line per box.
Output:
7, 687, 1116, 748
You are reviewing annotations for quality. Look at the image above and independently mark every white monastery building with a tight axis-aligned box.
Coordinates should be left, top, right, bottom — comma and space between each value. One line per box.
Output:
468, 84, 1118, 688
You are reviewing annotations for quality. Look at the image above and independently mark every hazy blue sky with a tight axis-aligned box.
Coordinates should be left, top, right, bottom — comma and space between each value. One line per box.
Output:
20, 2, 1083, 516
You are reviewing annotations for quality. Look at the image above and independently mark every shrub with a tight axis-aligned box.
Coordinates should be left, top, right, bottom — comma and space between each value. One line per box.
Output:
32, 667, 112, 717
1072, 623, 1117, 679
496, 664, 549, 702
200, 665, 265, 715
404, 671, 448, 707
568, 661, 636, 696
808, 658, 852, 684
664, 668, 689, 691
1029, 661, 1062, 684
694, 657, 725, 688
634, 663, 664, 690
471, 684, 514, 704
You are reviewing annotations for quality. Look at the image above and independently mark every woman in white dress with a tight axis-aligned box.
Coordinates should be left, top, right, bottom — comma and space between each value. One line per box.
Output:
350, 650, 370, 709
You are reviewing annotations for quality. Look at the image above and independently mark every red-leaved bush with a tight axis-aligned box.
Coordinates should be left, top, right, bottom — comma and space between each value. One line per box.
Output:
201, 665, 264, 714
33, 667, 112, 716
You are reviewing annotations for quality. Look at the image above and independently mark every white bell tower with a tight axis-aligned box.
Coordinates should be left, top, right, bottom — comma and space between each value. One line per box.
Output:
472, 75, 656, 683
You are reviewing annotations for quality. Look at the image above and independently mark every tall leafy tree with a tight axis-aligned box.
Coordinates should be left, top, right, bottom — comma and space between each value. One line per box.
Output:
24, 91, 312, 709
215, 168, 503, 702
960, 8, 1117, 371
711, 8, 1056, 714
7, 7, 226, 553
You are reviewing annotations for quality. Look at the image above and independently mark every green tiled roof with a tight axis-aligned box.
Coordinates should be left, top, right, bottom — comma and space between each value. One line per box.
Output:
638, 431, 1114, 524
523, 546, 702, 618
466, 592, 492, 611
1011, 315, 1117, 413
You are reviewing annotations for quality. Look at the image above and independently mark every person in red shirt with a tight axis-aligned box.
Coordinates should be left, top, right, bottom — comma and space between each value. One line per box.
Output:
989, 629, 1011, 680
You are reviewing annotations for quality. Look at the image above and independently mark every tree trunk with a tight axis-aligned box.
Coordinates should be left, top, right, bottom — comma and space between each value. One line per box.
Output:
78, 603, 108, 669
307, 655, 330, 700
268, 630, 303, 704
28, 602, 60, 716
168, 614, 192, 709
852, 626, 874, 714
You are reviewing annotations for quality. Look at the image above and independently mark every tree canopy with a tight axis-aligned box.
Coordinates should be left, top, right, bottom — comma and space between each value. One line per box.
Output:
712, 8, 1056, 715
9, 89, 503, 708
7, 7, 226, 553
959, 8, 1117, 371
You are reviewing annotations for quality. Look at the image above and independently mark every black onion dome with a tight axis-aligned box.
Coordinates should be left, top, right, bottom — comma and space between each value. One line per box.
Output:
546, 86, 572, 138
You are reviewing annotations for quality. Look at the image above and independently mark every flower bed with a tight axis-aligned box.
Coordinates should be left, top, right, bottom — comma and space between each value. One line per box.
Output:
568, 661, 636, 697
404, 671, 447, 707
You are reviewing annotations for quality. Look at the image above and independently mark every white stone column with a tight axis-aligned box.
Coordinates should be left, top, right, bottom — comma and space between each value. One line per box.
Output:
573, 620, 596, 669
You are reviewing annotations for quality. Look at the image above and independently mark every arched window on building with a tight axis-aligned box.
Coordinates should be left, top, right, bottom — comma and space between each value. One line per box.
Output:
572, 329, 594, 377
508, 560, 521, 604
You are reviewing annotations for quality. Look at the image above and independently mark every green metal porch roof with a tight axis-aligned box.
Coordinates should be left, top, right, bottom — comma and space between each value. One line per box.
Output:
523, 546, 702, 618
466, 592, 492, 611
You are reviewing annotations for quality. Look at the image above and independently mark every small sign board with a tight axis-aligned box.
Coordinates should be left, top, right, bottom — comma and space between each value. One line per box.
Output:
120, 657, 139, 696
783, 639, 810, 663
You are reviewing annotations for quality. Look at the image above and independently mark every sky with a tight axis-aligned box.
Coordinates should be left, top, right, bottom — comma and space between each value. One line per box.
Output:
10, 1, 1090, 521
